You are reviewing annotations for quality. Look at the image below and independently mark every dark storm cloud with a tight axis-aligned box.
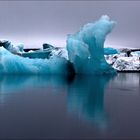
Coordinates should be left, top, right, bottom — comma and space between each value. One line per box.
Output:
0, 1, 140, 48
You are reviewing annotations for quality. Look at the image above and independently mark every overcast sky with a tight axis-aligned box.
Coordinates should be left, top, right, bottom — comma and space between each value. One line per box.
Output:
0, 1, 140, 48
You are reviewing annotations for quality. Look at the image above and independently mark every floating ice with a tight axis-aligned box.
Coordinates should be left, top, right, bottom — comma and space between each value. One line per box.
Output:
105, 51, 140, 71
0, 40, 24, 54
0, 47, 74, 75
131, 51, 140, 57
66, 15, 116, 74
113, 56, 140, 71
0, 15, 116, 75
104, 47, 118, 55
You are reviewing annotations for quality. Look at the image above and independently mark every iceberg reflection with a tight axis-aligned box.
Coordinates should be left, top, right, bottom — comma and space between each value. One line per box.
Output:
0, 74, 114, 130
0, 75, 69, 103
67, 75, 115, 129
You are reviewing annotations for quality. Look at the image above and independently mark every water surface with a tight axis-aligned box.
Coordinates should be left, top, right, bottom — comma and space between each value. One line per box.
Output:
0, 73, 139, 139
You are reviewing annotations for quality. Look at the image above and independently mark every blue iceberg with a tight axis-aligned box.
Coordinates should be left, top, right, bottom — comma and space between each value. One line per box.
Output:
104, 47, 119, 55
66, 15, 116, 74
0, 15, 116, 75
0, 47, 74, 75
0, 40, 24, 55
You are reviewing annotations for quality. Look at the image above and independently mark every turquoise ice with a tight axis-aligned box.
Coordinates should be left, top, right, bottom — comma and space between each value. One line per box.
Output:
104, 47, 118, 55
66, 15, 116, 74
0, 15, 116, 75
0, 47, 70, 75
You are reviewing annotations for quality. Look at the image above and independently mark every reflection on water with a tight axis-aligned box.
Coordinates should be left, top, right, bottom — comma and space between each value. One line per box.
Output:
0, 75, 65, 93
0, 73, 140, 139
0, 75, 68, 103
0, 75, 114, 128
67, 75, 114, 129
107, 73, 140, 93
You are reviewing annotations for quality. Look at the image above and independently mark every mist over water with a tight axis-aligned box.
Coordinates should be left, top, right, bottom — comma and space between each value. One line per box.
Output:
0, 73, 140, 139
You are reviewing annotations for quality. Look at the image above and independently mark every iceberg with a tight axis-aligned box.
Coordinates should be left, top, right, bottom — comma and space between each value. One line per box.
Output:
66, 15, 116, 74
0, 47, 75, 75
0, 15, 116, 75
131, 51, 140, 57
104, 47, 119, 55
0, 40, 24, 55
113, 57, 140, 71
105, 48, 140, 71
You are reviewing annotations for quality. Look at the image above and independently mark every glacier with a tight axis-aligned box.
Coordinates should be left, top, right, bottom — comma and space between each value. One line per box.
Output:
66, 15, 116, 74
0, 15, 116, 75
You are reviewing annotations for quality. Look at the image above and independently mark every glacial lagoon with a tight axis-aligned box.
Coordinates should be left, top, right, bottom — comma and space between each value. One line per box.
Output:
0, 73, 140, 139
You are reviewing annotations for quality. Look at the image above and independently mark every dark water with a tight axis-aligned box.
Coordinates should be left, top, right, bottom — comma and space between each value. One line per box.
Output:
0, 73, 140, 139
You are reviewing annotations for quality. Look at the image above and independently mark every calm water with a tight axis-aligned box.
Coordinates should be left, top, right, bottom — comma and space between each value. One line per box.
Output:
0, 73, 140, 139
